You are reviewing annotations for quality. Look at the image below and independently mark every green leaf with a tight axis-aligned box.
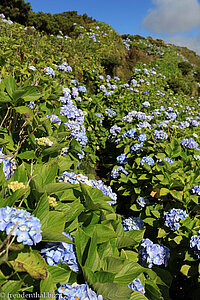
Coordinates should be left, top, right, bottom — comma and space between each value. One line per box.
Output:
41, 182, 74, 194
40, 273, 55, 300
80, 183, 114, 212
41, 229, 72, 243
9, 251, 48, 280
21, 87, 41, 102
12, 89, 29, 102
130, 291, 148, 300
84, 231, 100, 271
93, 282, 132, 300
75, 228, 90, 266
55, 200, 84, 222
0, 92, 11, 103
145, 279, 163, 300
14, 106, 34, 120
117, 230, 144, 248
1, 280, 21, 296
17, 150, 36, 159
0, 137, 9, 145
47, 265, 71, 284
170, 190, 183, 201
33, 193, 49, 227
160, 188, 169, 196
4, 75, 17, 99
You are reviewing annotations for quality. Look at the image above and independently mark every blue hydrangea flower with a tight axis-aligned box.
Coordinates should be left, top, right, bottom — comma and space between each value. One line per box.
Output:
190, 231, 200, 258
140, 156, 155, 166
43, 67, 55, 77
157, 157, 174, 166
164, 208, 188, 231
181, 138, 199, 149
131, 143, 144, 153
128, 278, 145, 295
141, 101, 150, 108
138, 134, 147, 143
56, 282, 103, 300
71, 79, 78, 86
140, 238, 170, 268
78, 86, 87, 93
0, 206, 42, 246
29, 66, 36, 71
136, 197, 149, 207
41, 233, 79, 272
28, 101, 35, 109
59, 172, 117, 205
105, 108, 116, 117
122, 128, 137, 139
110, 125, 121, 137
153, 130, 168, 140
59, 96, 88, 147
192, 185, 200, 195
116, 153, 128, 165
122, 217, 144, 231
0, 150, 16, 179
46, 114, 61, 126
111, 166, 129, 179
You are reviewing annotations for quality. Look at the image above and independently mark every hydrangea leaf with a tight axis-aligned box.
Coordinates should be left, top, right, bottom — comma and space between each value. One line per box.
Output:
9, 251, 48, 280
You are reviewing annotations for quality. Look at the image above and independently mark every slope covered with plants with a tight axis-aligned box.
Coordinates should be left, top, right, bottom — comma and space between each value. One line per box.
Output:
1, 7, 200, 300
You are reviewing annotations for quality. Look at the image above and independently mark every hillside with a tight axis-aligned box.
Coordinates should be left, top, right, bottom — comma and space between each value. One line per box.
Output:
1, 9, 200, 300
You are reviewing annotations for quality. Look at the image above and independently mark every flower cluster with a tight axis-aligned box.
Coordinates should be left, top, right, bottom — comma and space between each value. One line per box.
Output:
58, 62, 72, 72
190, 231, 200, 258
157, 157, 174, 166
105, 108, 116, 117
141, 101, 150, 108
122, 128, 137, 139
47, 196, 58, 207
116, 153, 128, 165
41, 233, 79, 272
136, 197, 149, 207
128, 278, 145, 295
140, 156, 155, 166
139, 238, 170, 268
0, 206, 42, 246
131, 143, 144, 153
56, 283, 103, 300
46, 114, 61, 126
0, 150, 16, 179
153, 130, 168, 140
181, 138, 199, 149
59, 172, 117, 205
43, 67, 55, 77
164, 208, 188, 231
8, 181, 26, 192
192, 185, 200, 195
59, 95, 88, 147
111, 166, 129, 179
29, 66, 36, 71
122, 217, 144, 231
35, 137, 53, 146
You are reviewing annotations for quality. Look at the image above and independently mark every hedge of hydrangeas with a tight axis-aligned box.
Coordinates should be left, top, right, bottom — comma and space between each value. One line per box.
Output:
1, 10, 200, 300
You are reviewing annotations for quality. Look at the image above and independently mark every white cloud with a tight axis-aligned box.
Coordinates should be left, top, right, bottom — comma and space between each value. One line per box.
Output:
143, 0, 200, 33
166, 33, 200, 54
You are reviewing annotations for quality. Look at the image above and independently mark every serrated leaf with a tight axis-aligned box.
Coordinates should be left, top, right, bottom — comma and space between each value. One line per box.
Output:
9, 251, 47, 280
93, 282, 132, 300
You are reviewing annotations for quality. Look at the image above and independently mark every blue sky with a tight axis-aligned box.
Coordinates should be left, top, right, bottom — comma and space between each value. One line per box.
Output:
27, 0, 200, 53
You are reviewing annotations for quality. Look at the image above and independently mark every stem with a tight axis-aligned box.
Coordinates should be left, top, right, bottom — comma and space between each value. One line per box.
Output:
0, 106, 11, 129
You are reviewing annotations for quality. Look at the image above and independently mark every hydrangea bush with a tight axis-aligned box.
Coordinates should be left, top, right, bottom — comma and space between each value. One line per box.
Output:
1, 11, 200, 300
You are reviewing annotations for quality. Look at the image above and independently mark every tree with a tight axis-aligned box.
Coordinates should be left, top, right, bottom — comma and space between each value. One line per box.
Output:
0, 0, 32, 24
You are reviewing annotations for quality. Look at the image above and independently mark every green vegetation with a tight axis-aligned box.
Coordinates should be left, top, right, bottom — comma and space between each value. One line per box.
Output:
1, 4, 200, 300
